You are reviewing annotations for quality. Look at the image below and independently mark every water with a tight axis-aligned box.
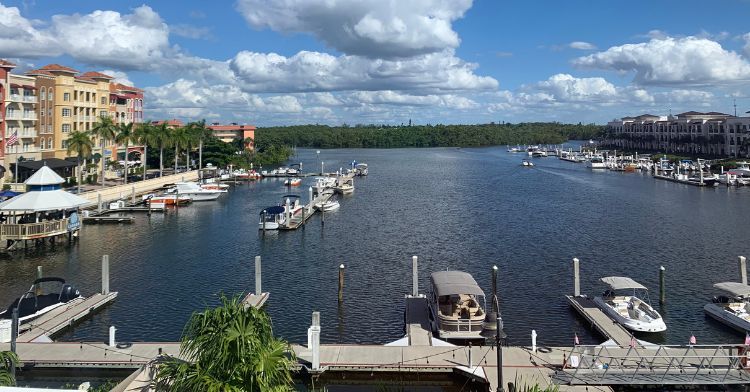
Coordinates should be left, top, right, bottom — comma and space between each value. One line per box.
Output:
0, 145, 748, 348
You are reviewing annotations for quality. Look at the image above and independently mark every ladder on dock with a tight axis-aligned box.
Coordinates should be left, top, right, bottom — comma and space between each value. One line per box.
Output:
565, 295, 633, 346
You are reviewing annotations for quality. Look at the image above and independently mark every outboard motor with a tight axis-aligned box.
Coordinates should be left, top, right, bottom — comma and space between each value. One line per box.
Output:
59, 284, 80, 303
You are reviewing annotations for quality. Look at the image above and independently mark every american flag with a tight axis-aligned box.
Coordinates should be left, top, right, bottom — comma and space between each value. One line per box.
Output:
6, 130, 17, 147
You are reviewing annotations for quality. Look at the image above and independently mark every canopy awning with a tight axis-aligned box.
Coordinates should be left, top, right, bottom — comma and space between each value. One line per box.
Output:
430, 271, 484, 297
600, 276, 647, 290
260, 206, 285, 215
714, 282, 750, 297
0, 190, 89, 212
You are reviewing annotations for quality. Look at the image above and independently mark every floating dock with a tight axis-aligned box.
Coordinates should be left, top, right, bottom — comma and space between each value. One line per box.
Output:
17, 292, 118, 342
279, 192, 334, 230
565, 295, 633, 346
81, 216, 135, 224
653, 174, 713, 187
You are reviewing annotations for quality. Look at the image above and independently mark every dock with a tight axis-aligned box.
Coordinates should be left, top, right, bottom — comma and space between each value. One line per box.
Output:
565, 295, 633, 346
81, 216, 134, 224
653, 174, 713, 187
17, 292, 118, 342
279, 191, 334, 230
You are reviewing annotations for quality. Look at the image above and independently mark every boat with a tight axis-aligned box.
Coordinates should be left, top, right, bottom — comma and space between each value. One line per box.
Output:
200, 181, 229, 191
0, 277, 81, 324
428, 271, 488, 341
284, 178, 302, 186
315, 200, 340, 212
521, 159, 534, 167
354, 163, 369, 176
587, 156, 607, 169
142, 193, 191, 206
507, 146, 521, 153
593, 276, 666, 333
704, 282, 750, 333
174, 182, 224, 201
281, 194, 304, 215
258, 206, 286, 230
333, 176, 354, 194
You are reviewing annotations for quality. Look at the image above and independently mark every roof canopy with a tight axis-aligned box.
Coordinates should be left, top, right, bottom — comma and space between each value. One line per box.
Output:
600, 276, 647, 290
25, 165, 64, 186
0, 189, 89, 212
430, 271, 484, 297
714, 282, 750, 297
261, 206, 285, 215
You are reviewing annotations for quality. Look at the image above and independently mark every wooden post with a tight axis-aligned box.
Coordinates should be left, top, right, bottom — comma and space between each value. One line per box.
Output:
573, 258, 580, 296
659, 266, 665, 304
255, 256, 262, 295
338, 264, 345, 302
310, 312, 320, 370
35, 265, 43, 295
740, 256, 748, 285
412, 256, 418, 296
102, 255, 110, 295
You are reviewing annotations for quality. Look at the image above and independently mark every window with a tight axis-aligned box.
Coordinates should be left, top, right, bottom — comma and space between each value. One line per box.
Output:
101, 96, 106, 105
40, 87, 46, 100
41, 110, 44, 117
63, 92, 70, 102
62, 108, 71, 117
100, 110, 107, 117
47, 138, 52, 149
47, 109, 51, 117
62, 140, 69, 149
62, 124, 71, 133
48, 88, 53, 100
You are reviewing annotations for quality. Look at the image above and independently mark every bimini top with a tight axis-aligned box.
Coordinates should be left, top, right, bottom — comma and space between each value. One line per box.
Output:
430, 271, 484, 297
260, 206, 285, 215
282, 194, 300, 199
714, 282, 750, 298
600, 276, 647, 290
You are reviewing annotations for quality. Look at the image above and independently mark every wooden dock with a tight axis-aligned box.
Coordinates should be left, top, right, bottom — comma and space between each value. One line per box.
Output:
279, 192, 334, 230
241, 292, 269, 309
17, 292, 118, 342
82, 216, 135, 224
565, 295, 633, 346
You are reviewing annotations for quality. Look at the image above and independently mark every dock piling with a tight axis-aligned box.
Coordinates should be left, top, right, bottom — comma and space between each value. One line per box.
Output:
101, 255, 110, 295
10, 307, 17, 382
573, 258, 580, 296
338, 264, 345, 302
659, 266, 666, 304
108, 326, 116, 347
131, 186, 135, 205
309, 312, 321, 370
35, 266, 43, 294
255, 256, 262, 295
740, 256, 747, 285
412, 256, 418, 296
97, 193, 102, 213
492, 265, 498, 313
531, 329, 537, 353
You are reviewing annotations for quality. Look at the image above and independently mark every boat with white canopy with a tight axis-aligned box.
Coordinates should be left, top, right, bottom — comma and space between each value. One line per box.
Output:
428, 271, 488, 341
593, 276, 666, 333
704, 282, 750, 332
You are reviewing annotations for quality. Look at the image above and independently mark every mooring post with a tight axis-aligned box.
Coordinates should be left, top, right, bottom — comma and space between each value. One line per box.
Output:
285, 198, 291, 227
740, 256, 748, 285
573, 258, 580, 296
109, 325, 116, 347
338, 264, 345, 302
309, 186, 313, 205
321, 208, 325, 227
102, 255, 110, 295
131, 186, 136, 204
468, 342, 473, 368
262, 210, 267, 232
531, 329, 537, 353
255, 256, 262, 295
659, 266, 666, 304
412, 256, 418, 296
11, 307, 17, 384
492, 265, 498, 313
310, 312, 321, 370
35, 265, 43, 295
97, 193, 102, 213
321, 161, 324, 175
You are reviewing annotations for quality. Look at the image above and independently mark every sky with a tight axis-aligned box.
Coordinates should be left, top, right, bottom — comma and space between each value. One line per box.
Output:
2, 0, 750, 126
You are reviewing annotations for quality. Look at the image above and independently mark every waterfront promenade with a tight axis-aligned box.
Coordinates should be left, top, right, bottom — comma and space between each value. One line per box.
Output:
76, 171, 199, 208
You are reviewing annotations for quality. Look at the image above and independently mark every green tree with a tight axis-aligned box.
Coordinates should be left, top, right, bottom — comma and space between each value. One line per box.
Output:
66, 130, 94, 194
115, 122, 135, 184
152, 123, 173, 177
0, 351, 19, 386
90, 115, 118, 188
172, 126, 192, 172
153, 296, 296, 392
188, 119, 214, 170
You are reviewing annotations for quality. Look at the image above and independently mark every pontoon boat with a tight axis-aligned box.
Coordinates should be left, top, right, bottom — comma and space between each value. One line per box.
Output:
428, 271, 488, 341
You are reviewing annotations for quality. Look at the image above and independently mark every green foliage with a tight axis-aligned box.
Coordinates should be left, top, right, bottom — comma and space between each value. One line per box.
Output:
0, 351, 18, 386
2, 184, 9, 191
153, 295, 296, 392
255, 123, 604, 149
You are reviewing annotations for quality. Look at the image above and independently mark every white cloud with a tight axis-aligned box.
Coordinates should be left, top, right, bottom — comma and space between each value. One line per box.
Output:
569, 41, 596, 50
101, 70, 133, 86
170, 24, 212, 40
0, 3, 58, 57
348, 90, 477, 109
235, 0, 472, 58
574, 36, 750, 85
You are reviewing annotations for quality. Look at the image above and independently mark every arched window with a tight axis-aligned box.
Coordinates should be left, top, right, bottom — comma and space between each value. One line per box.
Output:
47, 138, 53, 150
48, 88, 53, 101
40, 87, 46, 100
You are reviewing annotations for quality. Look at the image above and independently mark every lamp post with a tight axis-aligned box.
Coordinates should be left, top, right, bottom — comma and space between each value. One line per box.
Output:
14, 156, 24, 185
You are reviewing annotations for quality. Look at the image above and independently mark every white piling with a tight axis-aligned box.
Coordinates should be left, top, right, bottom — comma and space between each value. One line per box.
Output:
309, 312, 321, 370
573, 258, 580, 296
108, 326, 116, 347
309, 186, 314, 205
285, 197, 291, 226
531, 329, 537, 353
97, 193, 102, 212
101, 255, 110, 295
255, 256, 262, 295
412, 256, 418, 297
740, 256, 747, 285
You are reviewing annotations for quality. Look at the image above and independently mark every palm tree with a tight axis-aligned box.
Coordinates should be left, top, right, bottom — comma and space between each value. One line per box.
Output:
90, 115, 118, 188
172, 126, 191, 172
66, 131, 94, 194
152, 123, 172, 177
0, 351, 19, 386
115, 122, 135, 184
189, 119, 213, 170
153, 296, 296, 391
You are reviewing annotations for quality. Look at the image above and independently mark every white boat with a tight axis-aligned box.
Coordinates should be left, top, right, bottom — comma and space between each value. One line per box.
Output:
174, 182, 224, 201
704, 282, 750, 333
428, 271, 488, 341
315, 200, 340, 212
284, 178, 302, 186
593, 276, 666, 333
587, 156, 607, 169
333, 176, 354, 194
507, 146, 521, 153
354, 163, 368, 176
258, 206, 285, 230
521, 159, 534, 167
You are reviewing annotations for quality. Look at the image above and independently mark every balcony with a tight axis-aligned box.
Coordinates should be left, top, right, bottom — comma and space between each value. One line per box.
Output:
23, 95, 37, 103
9, 94, 21, 102
20, 129, 37, 138
5, 112, 22, 120
22, 114, 37, 121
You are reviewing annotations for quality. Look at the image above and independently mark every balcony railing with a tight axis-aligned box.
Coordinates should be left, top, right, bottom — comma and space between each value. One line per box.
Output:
20, 129, 37, 138
0, 218, 70, 241
23, 95, 36, 103
5, 113, 22, 120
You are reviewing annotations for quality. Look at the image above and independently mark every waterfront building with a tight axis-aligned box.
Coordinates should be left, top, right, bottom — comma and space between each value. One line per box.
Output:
109, 83, 144, 125
208, 122, 255, 150
151, 119, 183, 128
4, 69, 41, 171
605, 111, 750, 157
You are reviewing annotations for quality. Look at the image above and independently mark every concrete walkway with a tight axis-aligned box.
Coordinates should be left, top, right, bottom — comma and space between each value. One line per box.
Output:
76, 171, 199, 208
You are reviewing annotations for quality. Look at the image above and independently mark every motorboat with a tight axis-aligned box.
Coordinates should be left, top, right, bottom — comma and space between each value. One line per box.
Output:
593, 276, 666, 333
142, 193, 191, 206
428, 271, 488, 341
587, 156, 607, 169
174, 182, 224, 201
281, 194, 304, 216
354, 163, 369, 176
0, 277, 81, 324
507, 146, 521, 153
333, 176, 354, 194
284, 178, 302, 186
200, 180, 229, 191
315, 200, 340, 212
259, 206, 285, 230
704, 282, 750, 332
521, 159, 534, 167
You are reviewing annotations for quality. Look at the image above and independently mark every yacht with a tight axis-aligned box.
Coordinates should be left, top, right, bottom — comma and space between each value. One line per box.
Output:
0, 277, 81, 324
593, 276, 667, 333
428, 271, 488, 341
704, 282, 750, 332
143, 193, 191, 206
587, 156, 607, 169
313, 177, 336, 197
174, 182, 224, 201
333, 176, 354, 194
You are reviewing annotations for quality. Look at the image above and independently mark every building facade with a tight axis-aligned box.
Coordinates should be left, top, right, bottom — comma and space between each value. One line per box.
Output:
5, 73, 40, 165
605, 111, 750, 158
208, 122, 255, 150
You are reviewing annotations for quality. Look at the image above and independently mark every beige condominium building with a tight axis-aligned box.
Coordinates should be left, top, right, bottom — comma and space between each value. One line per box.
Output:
4, 73, 40, 168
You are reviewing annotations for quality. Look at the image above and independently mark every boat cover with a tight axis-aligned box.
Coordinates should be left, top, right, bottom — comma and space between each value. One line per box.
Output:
430, 271, 484, 297
714, 282, 750, 297
260, 206, 285, 215
600, 276, 647, 290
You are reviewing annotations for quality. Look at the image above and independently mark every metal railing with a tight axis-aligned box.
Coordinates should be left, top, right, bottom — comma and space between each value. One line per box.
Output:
0, 218, 70, 241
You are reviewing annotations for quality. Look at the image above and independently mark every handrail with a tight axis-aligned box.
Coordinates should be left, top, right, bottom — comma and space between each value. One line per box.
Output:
0, 218, 70, 240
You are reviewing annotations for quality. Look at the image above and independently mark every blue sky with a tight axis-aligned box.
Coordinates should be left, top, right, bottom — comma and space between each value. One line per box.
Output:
2, 1, 750, 126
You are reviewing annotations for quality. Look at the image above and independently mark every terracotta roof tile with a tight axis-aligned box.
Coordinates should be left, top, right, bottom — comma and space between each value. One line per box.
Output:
0, 59, 16, 67
25, 69, 55, 76
80, 71, 113, 79
39, 64, 78, 73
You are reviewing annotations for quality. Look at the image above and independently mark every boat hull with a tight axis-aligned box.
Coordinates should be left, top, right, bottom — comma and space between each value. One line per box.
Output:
594, 296, 667, 333
258, 222, 280, 230
177, 192, 221, 201
704, 303, 750, 332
